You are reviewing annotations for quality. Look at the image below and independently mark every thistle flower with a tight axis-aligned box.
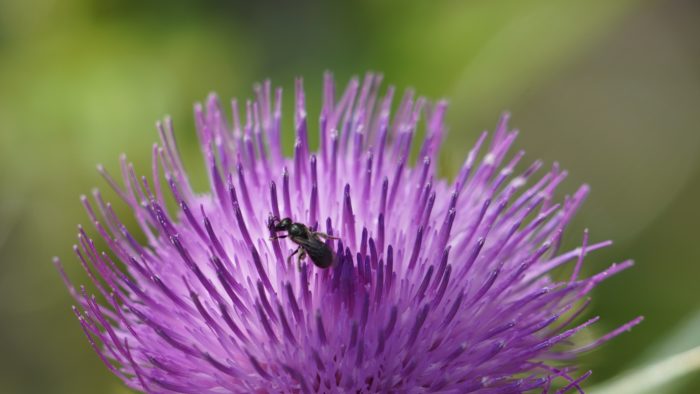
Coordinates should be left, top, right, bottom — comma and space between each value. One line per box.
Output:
55, 73, 641, 393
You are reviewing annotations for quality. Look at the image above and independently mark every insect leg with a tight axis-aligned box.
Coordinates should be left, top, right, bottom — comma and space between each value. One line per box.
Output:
313, 232, 339, 240
297, 249, 307, 271
287, 246, 300, 266
270, 234, 288, 240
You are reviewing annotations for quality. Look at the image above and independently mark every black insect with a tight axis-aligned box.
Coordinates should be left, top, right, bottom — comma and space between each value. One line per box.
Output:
268, 216, 338, 269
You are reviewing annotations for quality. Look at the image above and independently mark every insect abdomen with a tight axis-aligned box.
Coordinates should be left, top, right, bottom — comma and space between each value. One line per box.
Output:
307, 243, 334, 268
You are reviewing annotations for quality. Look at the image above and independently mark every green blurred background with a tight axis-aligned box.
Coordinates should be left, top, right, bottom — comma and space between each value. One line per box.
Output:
1, 0, 699, 393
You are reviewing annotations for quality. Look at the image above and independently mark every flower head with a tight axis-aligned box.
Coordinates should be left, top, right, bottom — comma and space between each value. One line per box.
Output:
55, 73, 641, 393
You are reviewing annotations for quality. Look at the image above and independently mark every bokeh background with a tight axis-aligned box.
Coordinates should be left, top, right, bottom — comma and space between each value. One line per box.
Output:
1, 0, 699, 393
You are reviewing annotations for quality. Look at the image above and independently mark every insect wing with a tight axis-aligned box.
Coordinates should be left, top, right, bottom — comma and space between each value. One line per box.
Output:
292, 236, 334, 268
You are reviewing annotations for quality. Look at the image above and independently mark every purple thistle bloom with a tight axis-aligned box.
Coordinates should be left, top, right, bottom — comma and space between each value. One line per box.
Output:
55, 73, 641, 393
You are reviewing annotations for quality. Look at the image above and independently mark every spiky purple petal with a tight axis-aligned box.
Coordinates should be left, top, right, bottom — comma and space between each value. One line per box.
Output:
56, 73, 641, 393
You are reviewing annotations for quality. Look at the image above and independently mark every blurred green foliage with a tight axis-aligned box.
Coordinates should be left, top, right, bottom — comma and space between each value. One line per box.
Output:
1, 0, 699, 393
